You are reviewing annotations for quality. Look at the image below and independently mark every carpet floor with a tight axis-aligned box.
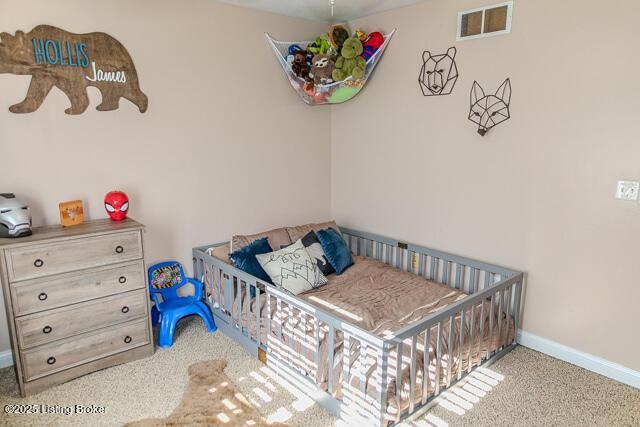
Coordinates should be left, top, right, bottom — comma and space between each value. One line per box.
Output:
0, 317, 637, 427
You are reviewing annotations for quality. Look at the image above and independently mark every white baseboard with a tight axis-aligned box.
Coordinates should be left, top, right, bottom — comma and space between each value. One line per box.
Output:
0, 350, 13, 369
517, 330, 639, 389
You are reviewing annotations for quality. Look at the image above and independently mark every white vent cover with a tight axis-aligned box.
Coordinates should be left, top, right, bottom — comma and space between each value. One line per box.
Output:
457, 1, 513, 41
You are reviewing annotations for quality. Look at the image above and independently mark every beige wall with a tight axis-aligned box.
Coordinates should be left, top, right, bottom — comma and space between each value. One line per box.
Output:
1, 0, 637, 374
0, 0, 330, 352
332, 0, 640, 370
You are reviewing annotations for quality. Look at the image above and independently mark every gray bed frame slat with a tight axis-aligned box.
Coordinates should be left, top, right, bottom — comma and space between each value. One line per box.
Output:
409, 335, 418, 413
468, 303, 476, 374
193, 226, 524, 426
421, 327, 431, 405
376, 344, 389, 425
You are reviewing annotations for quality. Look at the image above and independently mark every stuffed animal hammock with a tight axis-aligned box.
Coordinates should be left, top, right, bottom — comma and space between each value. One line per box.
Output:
265, 29, 396, 105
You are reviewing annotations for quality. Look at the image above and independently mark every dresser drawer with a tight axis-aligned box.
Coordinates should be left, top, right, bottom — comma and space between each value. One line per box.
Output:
22, 318, 149, 381
10, 262, 145, 316
6, 231, 142, 281
16, 289, 148, 349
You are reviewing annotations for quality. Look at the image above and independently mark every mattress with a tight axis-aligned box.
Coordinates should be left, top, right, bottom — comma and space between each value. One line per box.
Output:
299, 255, 467, 335
206, 251, 514, 415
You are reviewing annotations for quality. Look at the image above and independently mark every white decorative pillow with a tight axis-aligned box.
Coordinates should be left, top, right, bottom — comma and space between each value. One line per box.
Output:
256, 239, 328, 295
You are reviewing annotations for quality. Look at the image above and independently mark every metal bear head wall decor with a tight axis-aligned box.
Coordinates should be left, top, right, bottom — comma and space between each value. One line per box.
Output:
418, 47, 458, 96
468, 78, 511, 136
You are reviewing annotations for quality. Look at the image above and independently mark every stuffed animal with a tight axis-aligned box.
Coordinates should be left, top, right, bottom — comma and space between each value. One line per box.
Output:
310, 54, 335, 85
286, 44, 304, 67
307, 34, 331, 55
291, 50, 310, 80
354, 30, 367, 42
288, 44, 304, 55
332, 37, 366, 81
329, 25, 350, 52
303, 80, 315, 96
361, 32, 384, 61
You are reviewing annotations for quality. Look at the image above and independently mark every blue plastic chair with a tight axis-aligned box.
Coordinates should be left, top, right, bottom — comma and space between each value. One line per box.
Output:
148, 261, 216, 348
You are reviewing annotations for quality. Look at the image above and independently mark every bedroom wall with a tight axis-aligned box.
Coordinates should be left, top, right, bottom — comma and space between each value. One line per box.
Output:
0, 1, 330, 353
332, 0, 640, 371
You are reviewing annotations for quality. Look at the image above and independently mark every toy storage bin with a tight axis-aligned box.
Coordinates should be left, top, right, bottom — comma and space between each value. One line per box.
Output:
265, 29, 396, 105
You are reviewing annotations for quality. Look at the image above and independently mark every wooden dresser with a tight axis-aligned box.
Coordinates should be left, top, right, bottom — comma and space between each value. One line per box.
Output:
0, 218, 154, 396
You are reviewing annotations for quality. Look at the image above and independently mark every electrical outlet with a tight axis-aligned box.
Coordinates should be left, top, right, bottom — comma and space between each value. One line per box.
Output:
616, 180, 640, 201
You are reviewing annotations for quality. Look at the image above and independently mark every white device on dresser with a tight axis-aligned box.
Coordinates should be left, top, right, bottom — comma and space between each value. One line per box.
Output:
0, 218, 154, 396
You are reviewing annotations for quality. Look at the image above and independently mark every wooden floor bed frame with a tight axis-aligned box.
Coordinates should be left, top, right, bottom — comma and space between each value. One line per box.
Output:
193, 227, 524, 426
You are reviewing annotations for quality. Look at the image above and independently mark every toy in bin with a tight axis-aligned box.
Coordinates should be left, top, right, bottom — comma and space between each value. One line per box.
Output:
148, 261, 217, 348
104, 190, 129, 221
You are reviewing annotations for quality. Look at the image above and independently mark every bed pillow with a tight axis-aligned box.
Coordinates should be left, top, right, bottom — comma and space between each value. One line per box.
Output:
207, 243, 231, 263
316, 227, 353, 275
279, 231, 336, 276
256, 240, 328, 295
229, 237, 273, 285
231, 227, 292, 253
286, 220, 341, 243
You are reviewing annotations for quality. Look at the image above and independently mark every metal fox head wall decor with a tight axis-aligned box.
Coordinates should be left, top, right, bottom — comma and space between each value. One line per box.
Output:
468, 78, 511, 136
418, 47, 458, 96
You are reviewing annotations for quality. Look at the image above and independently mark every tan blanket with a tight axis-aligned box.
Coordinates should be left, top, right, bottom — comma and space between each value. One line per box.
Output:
299, 256, 467, 335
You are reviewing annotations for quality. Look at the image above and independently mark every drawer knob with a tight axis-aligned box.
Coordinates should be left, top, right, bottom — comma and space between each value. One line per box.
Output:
124, 335, 132, 344
38, 292, 48, 301
47, 357, 56, 365
34, 259, 44, 268
115, 245, 124, 254
121, 306, 130, 314
42, 325, 52, 334
118, 276, 127, 284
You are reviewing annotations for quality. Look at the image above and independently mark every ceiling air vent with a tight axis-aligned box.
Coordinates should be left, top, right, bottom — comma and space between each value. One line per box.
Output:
457, 1, 513, 41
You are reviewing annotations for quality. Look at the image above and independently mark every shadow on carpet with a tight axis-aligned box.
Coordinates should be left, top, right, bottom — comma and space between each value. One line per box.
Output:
125, 359, 289, 427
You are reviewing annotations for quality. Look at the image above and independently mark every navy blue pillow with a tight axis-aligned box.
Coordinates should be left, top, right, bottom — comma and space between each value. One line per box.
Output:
316, 228, 353, 275
229, 237, 274, 289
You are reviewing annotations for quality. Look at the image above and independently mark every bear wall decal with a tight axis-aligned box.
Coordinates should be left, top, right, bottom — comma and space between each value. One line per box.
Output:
468, 78, 511, 136
418, 47, 458, 96
0, 25, 148, 114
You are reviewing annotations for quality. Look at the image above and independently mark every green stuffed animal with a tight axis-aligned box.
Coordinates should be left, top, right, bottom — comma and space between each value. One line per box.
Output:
332, 37, 366, 81
307, 34, 331, 55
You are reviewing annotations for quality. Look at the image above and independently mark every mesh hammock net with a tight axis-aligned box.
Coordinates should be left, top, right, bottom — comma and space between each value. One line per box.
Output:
265, 29, 396, 105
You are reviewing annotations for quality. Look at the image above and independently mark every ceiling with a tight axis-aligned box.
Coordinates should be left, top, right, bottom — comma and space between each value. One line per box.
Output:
214, 0, 427, 22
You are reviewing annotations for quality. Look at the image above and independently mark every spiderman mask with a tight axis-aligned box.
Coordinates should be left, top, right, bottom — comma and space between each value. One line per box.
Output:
104, 191, 129, 221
